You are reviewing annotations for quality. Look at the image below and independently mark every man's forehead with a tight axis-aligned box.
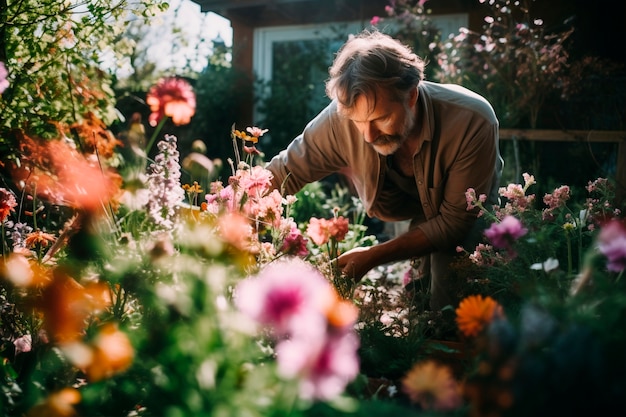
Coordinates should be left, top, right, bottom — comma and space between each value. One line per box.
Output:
338, 93, 389, 122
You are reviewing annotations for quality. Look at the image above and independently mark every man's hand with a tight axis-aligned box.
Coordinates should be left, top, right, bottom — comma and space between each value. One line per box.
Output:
337, 246, 376, 282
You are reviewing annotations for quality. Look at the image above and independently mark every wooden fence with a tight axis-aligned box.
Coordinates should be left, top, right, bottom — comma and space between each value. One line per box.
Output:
499, 129, 626, 207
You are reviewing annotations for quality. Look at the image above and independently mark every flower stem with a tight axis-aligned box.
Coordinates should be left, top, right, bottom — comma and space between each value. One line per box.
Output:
145, 117, 169, 161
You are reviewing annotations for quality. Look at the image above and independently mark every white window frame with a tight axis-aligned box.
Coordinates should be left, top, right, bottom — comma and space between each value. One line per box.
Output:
252, 14, 468, 120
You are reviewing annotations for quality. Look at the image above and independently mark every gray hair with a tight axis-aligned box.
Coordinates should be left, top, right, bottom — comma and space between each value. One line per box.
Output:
325, 30, 425, 109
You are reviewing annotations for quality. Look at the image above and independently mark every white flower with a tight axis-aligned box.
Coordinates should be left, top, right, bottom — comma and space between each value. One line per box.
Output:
530, 257, 559, 272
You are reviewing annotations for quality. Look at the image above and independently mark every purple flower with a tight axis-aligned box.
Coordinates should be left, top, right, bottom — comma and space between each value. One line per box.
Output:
484, 215, 528, 252
598, 220, 626, 272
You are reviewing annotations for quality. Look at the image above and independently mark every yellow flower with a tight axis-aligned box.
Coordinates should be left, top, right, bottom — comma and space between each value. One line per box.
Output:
401, 360, 463, 411
455, 294, 503, 337
232, 129, 257, 143
182, 181, 203, 194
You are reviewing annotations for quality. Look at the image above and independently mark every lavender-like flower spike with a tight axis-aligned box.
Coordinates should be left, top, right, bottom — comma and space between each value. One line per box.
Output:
146, 135, 185, 231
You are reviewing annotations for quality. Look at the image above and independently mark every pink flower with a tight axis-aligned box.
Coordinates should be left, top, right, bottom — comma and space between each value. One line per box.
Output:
306, 217, 350, 246
370, 16, 381, 25
235, 258, 334, 335
237, 165, 273, 197
276, 330, 360, 400
484, 215, 528, 253
597, 220, 626, 272
0, 62, 8, 94
465, 188, 486, 212
246, 126, 269, 138
146, 77, 196, 127
13, 334, 32, 355
543, 185, 570, 209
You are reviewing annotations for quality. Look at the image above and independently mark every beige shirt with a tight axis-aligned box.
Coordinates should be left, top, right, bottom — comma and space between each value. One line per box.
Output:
266, 81, 503, 251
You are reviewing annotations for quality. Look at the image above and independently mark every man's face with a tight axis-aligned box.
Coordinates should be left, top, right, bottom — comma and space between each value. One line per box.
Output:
340, 89, 418, 156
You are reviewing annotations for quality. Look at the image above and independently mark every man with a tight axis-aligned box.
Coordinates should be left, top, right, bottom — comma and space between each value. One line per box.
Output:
266, 30, 503, 310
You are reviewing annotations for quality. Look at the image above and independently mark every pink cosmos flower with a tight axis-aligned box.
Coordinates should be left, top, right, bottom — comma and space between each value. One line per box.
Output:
484, 215, 528, 253
146, 77, 196, 127
597, 220, 626, 272
235, 257, 334, 335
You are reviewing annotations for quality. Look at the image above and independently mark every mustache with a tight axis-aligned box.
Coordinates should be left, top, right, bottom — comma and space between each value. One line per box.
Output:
372, 134, 402, 146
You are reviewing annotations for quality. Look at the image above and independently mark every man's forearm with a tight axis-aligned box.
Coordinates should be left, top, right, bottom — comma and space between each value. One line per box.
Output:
368, 226, 436, 267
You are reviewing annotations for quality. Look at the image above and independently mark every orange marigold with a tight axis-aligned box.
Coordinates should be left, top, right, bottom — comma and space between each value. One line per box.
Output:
402, 360, 463, 411
455, 294, 503, 337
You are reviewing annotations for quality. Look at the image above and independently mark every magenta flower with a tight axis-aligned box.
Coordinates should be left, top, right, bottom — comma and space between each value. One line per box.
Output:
597, 220, 626, 272
484, 215, 528, 253
280, 224, 309, 257
235, 257, 333, 335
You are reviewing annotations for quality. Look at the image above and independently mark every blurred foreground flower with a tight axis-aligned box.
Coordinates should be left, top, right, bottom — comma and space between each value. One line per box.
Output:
10, 134, 121, 213
0, 187, 17, 222
401, 360, 463, 411
0, 61, 8, 94
25, 388, 80, 417
236, 257, 360, 400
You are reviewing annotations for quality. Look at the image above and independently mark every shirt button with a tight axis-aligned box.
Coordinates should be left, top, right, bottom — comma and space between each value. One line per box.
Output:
417, 180, 423, 186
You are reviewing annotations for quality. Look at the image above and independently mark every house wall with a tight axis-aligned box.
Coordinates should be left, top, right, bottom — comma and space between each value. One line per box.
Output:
194, 0, 626, 126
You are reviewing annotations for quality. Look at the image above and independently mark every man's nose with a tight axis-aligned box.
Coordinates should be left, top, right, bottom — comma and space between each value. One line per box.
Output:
363, 123, 379, 143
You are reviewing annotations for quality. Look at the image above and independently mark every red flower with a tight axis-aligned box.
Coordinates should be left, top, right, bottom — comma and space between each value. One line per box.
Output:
0, 187, 17, 222
146, 77, 196, 127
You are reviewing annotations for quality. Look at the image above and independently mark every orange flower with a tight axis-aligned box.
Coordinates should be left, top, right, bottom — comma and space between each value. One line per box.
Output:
455, 294, 503, 337
402, 360, 463, 411
10, 135, 122, 213
146, 76, 196, 127
1, 252, 51, 287
38, 270, 112, 343
217, 211, 254, 251
25, 230, 56, 249
70, 112, 122, 159
323, 290, 359, 329
84, 323, 134, 382
26, 387, 80, 417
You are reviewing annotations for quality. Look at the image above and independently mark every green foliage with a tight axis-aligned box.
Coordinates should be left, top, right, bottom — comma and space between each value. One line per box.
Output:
0, 0, 168, 159
187, 54, 251, 163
